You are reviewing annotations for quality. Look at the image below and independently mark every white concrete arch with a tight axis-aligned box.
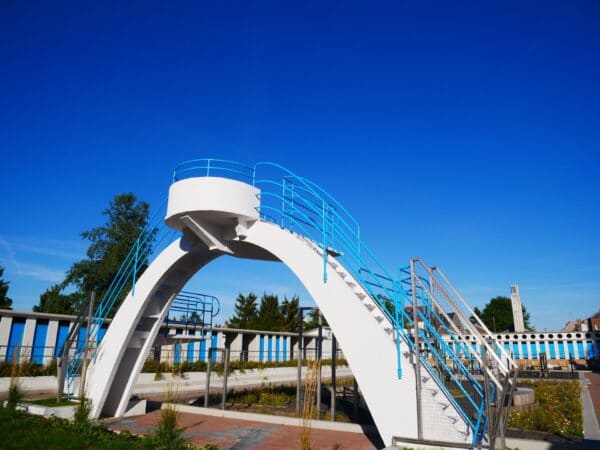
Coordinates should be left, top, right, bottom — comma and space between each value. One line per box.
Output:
85, 177, 472, 447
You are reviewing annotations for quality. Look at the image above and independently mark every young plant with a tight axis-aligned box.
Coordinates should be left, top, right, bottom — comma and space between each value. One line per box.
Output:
151, 383, 190, 450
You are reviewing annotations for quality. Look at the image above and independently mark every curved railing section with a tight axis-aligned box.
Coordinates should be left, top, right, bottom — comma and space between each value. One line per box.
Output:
165, 291, 220, 336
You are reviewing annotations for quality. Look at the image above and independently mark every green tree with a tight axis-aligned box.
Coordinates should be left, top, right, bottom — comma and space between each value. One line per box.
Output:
0, 266, 12, 309
227, 293, 258, 329
33, 284, 82, 315
255, 293, 283, 331
279, 295, 300, 332
478, 296, 532, 332
0, 266, 13, 310
305, 308, 329, 329
34, 193, 152, 314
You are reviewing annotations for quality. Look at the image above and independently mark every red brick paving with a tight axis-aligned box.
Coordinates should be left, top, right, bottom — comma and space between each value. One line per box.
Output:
109, 409, 377, 450
585, 372, 600, 423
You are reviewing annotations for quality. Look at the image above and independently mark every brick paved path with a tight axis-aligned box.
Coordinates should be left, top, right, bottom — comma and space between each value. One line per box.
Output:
110, 410, 379, 450
586, 372, 600, 423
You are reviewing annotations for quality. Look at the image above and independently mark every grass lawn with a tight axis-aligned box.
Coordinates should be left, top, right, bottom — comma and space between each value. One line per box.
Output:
27, 396, 78, 407
0, 407, 149, 450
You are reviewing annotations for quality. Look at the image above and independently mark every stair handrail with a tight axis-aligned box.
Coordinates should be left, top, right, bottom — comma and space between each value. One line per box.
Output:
429, 265, 518, 371
410, 273, 500, 388
413, 258, 516, 375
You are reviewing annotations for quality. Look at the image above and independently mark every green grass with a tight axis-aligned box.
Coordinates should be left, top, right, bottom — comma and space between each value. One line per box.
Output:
0, 406, 150, 449
27, 397, 77, 407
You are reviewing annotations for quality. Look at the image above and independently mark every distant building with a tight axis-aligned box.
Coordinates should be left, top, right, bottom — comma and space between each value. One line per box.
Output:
510, 285, 525, 333
563, 319, 589, 332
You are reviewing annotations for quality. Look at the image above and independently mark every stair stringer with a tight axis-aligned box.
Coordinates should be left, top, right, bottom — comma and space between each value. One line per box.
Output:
85, 236, 220, 419
241, 221, 471, 446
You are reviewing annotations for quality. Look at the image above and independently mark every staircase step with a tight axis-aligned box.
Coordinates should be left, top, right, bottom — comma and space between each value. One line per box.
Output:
365, 303, 375, 312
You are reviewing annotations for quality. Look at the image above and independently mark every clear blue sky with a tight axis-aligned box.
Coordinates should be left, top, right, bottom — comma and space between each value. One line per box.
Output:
1, 2, 598, 330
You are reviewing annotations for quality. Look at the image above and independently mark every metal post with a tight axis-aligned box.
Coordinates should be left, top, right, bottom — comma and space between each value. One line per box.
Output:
222, 347, 229, 410
205, 342, 211, 408
331, 334, 337, 421
296, 309, 304, 415
411, 259, 423, 439
79, 291, 96, 399
353, 377, 359, 422
482, 346, 494, 450
316, 311, 323, 418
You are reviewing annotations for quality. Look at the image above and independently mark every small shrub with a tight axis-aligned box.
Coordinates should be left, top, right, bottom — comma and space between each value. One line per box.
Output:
7, 380, 23, 412
73, 397, 92, 428
151, 406, 189, 450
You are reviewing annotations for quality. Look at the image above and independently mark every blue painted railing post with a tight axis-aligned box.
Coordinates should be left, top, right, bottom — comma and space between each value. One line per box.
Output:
322, 201, 327, 283
132, 237, 139, 296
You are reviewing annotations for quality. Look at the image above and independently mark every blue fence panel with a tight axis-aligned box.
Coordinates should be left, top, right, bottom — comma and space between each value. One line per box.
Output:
267, 336, 273, 362
76, 326, 87, 353
54, 322, 70, 358
283, 338, 288, 362
557, 342, 565, 359
200, 339, 206, 362
98, 326, 108, 344
567, 342, 575, 359
530, 342, 538, 359
174, 343, 181, 364
211, 334, 218, 362
521, 342, 529, 359
539, 342, 546, 355
259, 336, 264, 362
275, 337, 280, 362
587, 341, 595, 359
512, 342, 520, 359
31, 321, 49, 364
6, 319, 25, 362
548, 342, 556, 359
576, 342, 584, 359
187, 342, 195, 362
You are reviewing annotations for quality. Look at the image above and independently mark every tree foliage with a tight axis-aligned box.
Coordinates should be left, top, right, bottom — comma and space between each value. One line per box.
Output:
0, 266, 13, 310
305, 308, 329, 329
227, 293, 303, 332
227, 293, 258, 329
255, 294, 283, 331
33, 284, 82, 315
279, 296, 300, 332
477, 296, 532, 332
34, 193, 152, 315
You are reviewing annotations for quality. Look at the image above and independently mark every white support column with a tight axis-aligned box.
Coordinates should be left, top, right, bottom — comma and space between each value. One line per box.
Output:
248, 334, 260, 361
0, 316, 12, 360
181, 342, 188, 363
230, 332, 243, 361
20, 318, 37, 361
44, 320, 60, 365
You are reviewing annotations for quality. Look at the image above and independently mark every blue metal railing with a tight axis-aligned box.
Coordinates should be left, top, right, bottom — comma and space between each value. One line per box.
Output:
171, 158, 494, 443
165, 291, 220, 336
